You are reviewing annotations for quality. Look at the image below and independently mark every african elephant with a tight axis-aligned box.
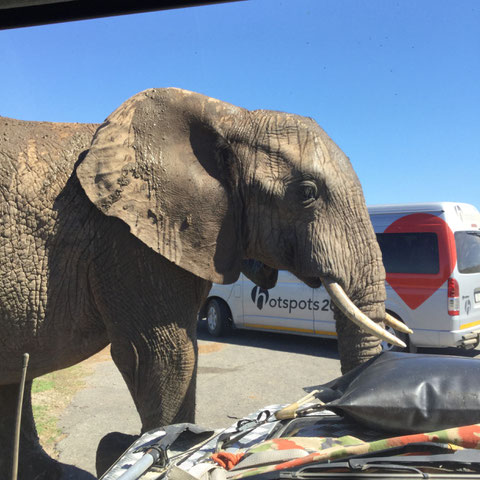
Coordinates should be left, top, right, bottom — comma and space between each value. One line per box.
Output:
0, 88, 404, 479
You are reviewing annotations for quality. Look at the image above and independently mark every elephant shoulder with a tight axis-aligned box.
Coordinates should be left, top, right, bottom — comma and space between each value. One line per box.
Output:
1, 116, 99, 249
0, 116, 97, 201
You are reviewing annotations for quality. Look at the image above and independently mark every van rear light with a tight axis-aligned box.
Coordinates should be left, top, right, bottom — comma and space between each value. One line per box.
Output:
448, 277, 460, 316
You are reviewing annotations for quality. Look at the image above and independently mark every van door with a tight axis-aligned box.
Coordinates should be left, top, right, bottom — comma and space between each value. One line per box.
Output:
242, 270, 315, 334
455, 230, 480, 324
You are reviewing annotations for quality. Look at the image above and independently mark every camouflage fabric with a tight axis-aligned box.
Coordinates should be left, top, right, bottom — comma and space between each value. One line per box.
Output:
227, 424, 480, 478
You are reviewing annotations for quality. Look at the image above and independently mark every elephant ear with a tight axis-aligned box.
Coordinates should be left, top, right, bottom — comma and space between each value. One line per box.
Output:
77, 88, 245, 284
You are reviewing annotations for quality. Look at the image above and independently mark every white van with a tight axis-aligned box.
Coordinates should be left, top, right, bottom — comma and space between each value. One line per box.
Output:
199, 202, 480, 352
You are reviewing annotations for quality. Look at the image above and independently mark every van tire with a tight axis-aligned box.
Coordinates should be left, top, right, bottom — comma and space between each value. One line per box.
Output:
206, 299, 230, 337
382, 315, 417, 353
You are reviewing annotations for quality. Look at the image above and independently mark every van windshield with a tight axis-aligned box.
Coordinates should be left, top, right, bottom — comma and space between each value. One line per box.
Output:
376, 232, 440, 274
455, 231, 480, 274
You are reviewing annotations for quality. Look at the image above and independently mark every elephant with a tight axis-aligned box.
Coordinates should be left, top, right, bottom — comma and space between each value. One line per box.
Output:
0, 88, 405, 479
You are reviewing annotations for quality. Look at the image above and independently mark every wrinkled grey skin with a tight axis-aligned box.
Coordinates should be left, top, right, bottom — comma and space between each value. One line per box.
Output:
0, 88, 385, 479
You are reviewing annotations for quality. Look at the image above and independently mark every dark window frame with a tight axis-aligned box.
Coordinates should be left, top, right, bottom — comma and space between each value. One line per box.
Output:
376, 232, 440, 275
455, 231, 480, 274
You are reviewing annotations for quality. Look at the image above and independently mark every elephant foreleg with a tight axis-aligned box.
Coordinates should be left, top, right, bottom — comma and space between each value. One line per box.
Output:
96, 318, 202, 477
109, 325, 199, 431
91, 224, 212, 433
0, 381, 62, 480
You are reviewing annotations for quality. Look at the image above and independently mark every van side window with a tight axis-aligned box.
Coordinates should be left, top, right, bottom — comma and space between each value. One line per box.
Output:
376, 232, 440, 274
455, 231, 480, 274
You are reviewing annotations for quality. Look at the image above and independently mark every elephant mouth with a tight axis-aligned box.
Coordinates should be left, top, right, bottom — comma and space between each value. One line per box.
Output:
296, 274, 412, 348
299, 275, 323, 289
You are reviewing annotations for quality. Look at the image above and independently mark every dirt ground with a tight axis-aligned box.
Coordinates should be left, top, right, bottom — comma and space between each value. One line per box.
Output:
32, 342, 229, 464
48, 341, 241, 461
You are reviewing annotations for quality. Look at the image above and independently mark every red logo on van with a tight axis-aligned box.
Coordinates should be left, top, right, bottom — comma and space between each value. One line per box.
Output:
384, 213, 456, 309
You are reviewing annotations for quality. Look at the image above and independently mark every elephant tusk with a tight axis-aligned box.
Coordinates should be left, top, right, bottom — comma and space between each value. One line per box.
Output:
322, 278, 407, 349
384, 312, 413, 334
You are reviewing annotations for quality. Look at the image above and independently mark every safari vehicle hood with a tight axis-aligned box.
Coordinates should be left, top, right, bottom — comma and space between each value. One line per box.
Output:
101, 352, 480, 480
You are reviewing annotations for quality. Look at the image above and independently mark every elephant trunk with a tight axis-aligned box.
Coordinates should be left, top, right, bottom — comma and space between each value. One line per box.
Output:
334, 232, 388, 373
325, 193, 391, 373
334, 287, 385, 372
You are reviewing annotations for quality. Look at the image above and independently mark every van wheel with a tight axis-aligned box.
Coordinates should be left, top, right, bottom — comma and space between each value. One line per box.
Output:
381, 319, 417, 353
206, 299, 230, 337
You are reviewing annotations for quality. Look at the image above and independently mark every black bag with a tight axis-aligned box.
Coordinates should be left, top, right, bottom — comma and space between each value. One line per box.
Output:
311, 351, 480, 434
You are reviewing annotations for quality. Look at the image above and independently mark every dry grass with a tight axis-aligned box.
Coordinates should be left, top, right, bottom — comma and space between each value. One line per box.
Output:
198, 342, 224, 354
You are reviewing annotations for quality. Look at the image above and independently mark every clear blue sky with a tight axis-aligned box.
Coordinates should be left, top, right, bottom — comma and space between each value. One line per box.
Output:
1, 0, 478, 208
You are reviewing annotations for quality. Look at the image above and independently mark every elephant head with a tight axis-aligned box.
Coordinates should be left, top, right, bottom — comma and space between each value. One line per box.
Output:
77, 87, 404, 372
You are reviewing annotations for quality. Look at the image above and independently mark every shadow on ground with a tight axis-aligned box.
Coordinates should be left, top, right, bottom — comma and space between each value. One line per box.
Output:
197, 321, 340, 360
61, 463, 97, 480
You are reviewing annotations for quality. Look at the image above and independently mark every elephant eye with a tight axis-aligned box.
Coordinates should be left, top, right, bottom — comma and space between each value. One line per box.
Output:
300, 181, 318, 205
